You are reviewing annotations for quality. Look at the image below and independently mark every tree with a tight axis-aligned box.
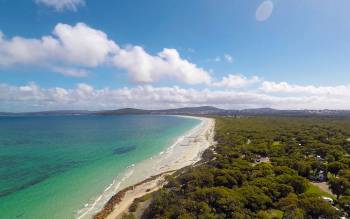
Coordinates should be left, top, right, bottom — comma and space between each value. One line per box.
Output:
325, 154, 336, 163
273, 166, 297, 176
237, 185, 272, 212
340, 157, 350, 167
294, 161, 311, 178
252, 163, 274, 178
277, 174, 309, 194
328, 177, 350, 199
256, 210, 270, 219
299, 195, 341, 218
328, 161, 346, 177
251, 177, 293, 201
338, 169, 350, 181
311, 160, 327, 174
338, 196, 350, 215
278, 193, 299, 212
282, 208, 304, 219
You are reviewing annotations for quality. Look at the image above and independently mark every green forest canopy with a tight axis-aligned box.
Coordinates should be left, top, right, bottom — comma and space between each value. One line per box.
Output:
141, 116, 350, 219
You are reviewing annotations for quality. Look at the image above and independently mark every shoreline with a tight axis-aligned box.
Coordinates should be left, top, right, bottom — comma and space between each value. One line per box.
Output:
92, 116, 215, 219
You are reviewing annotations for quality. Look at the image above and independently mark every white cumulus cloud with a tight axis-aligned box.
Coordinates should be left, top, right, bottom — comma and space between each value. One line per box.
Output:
255, 1, 274, 22
35, 0, 85, 11
0, 22, 212, 85
113, 47, 211, 84
212, 74, 260, 88
52, 23, 118, 67
0, 23, 118, 69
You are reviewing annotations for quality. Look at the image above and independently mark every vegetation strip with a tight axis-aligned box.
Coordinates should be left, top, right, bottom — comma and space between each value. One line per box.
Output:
93, 170, 174, 219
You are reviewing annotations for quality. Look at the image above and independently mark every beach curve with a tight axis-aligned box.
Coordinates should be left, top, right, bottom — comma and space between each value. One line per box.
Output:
91, 116, 215, 219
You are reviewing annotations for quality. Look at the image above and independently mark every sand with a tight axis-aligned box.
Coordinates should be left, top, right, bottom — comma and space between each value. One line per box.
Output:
97, 116, 215, 219
106, 173, 168, 219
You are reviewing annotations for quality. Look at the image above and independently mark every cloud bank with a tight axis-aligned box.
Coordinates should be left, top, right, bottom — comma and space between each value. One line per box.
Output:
261, 81, 350, 96
1, 82, 349, 112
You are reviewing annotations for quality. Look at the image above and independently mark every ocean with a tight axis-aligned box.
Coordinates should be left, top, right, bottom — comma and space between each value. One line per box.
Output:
0, 115, 200, 219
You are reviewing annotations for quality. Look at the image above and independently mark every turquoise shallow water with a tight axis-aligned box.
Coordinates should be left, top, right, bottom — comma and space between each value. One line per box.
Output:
0, 115, 200, 219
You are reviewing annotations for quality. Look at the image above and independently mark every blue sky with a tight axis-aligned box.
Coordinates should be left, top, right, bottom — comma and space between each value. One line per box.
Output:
0, 0, 350, 111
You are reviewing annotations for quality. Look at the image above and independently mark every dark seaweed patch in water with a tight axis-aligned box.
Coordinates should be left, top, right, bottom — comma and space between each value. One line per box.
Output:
16, 212, 24, 218
113, 145, 137, 155
0, 174, 50, 198
0, 159, 82, 198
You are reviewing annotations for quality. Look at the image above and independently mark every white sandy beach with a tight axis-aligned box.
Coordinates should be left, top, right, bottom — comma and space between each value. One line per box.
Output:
91, 116, 215, 219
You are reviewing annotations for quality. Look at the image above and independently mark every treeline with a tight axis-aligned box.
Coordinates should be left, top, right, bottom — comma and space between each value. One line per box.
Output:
140, 116, 350, 219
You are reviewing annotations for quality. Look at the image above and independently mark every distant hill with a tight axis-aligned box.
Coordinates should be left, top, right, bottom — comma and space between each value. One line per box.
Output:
97, 106, 225, 116
158, 106, 225, 115
98, 108, 150, 115
96, 107, 350, 117
1, 107, 350, 117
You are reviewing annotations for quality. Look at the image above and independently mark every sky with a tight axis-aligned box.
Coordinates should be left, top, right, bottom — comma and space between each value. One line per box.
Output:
0, 0, 350, 112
